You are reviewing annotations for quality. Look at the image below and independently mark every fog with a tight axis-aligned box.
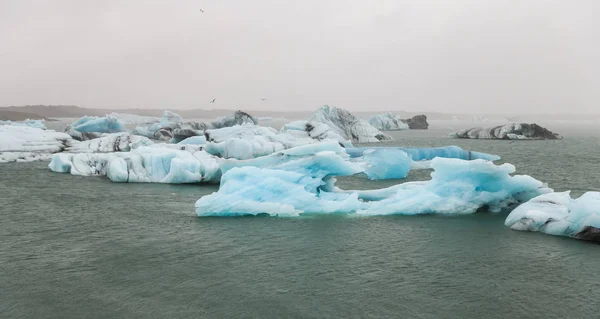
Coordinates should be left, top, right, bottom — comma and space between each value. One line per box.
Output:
0, 0, 598, 113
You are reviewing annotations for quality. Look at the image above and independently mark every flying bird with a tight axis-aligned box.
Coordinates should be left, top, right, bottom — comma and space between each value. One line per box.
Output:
200, 9, 204, 13
210, 98, 216, 103
260, 98, 267, 101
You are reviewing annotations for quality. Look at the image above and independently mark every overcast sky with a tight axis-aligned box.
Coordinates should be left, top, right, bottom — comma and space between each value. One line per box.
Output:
0, 0, 598, 113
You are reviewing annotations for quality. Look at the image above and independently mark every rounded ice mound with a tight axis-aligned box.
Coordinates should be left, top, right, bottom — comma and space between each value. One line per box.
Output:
505, 191, 600, 243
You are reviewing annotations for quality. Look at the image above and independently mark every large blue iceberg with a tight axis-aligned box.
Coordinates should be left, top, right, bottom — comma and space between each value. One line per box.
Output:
69, 115, 126, 133
195, 153, 550, 217
505, 191, 600, 243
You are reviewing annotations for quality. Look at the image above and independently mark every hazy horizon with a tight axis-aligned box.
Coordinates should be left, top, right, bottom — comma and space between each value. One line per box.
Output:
1, 1, 598, 113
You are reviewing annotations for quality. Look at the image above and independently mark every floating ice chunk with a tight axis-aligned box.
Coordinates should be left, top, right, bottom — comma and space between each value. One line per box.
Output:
66, 133, 153, 153
68, 115, 126, 133
132, 111, 183, 141
346, 146, 500, 162
203, 124, 349, 159
368, 113, 409, 131
1, 126, 71, 163
0, 119, 47, 129
280, 120, 351, 147
452, 123, 562, 140
352, 158, 552, 216
49, 146, 221, 183
218, 141, 348, 174
195, 155, 549, 217
211, 110, 258, 129
177, 135, 207, 145
361, 148, 412, 180
505, 191, 600, 243
309, 105, 392, 143
195, 150, 365, 216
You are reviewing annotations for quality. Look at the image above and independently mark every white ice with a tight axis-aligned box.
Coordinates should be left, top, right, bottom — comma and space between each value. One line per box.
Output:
1, 126, 72, 163
505, 191, 600, 242
368, 113, 409, 131
309, 105, 392, 143
49, 146, 221, 183
0, 119, 47, 129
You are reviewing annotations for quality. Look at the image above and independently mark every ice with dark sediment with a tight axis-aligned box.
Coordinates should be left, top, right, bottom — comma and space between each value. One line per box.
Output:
0, 126, 72, 163
505, 191, 600, 243
452, 123, 562, 140
368, 113, 409, 131
309, 105, 392, 143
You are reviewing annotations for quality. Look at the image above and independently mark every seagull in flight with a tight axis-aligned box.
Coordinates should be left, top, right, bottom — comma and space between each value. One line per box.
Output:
200, 9, 204, 13
260, 98, 267, 101
210, 98, 216, 103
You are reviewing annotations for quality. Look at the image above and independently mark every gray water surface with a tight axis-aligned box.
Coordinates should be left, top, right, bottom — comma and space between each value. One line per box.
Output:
1, 127, 600, 318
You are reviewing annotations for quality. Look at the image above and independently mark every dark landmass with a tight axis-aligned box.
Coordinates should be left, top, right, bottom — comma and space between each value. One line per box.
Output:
401, 115, 429, 129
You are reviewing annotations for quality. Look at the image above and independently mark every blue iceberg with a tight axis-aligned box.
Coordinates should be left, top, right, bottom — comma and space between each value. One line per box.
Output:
69, 115, 126, 133
505, 191, 600, 243
346, 146, 500, 162
195, 154, 550, 217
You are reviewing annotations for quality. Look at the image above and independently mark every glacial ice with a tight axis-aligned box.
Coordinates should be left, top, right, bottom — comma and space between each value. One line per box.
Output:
211, 110, 258, 129
360, 148, 412, 180
49, 146, 221, 183
368, 113, 409, 131
346, 146, 500, 162
195, 156, 550, 217
66, 133, 153, 153
132, 111, 183, 141
0, 119, 47, 129
203, 124, 351, 160
1, 126, 71, 163
452, 123, 562, 140
505, 191, 600, 243
280, 120, 351, 147
177, 136, 207, 145
309, 105, 392, 143
68, 115, 126, 133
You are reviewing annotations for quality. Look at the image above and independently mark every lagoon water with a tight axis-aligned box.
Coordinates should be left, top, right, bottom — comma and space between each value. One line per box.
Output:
2, 123, 600, 318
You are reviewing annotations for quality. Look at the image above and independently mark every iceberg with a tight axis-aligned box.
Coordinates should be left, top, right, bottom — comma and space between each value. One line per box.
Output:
504, 191, 600, 243
67, 115, 125, 133
132, 111, 183, 141
346, 146, 500, 162
203, 124, 351, 160
211, 110, 258, 129
1, 126, 71, 163
360, 148, 412, 180
195, 154, 550, 217
0, 119, 47, 129
309, 105, 392, 143
280, 120, 351, 146
452, 123, 562, 140
49, 146, 221, 183
368, 113, 409, 131
66, 133, 153, 153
